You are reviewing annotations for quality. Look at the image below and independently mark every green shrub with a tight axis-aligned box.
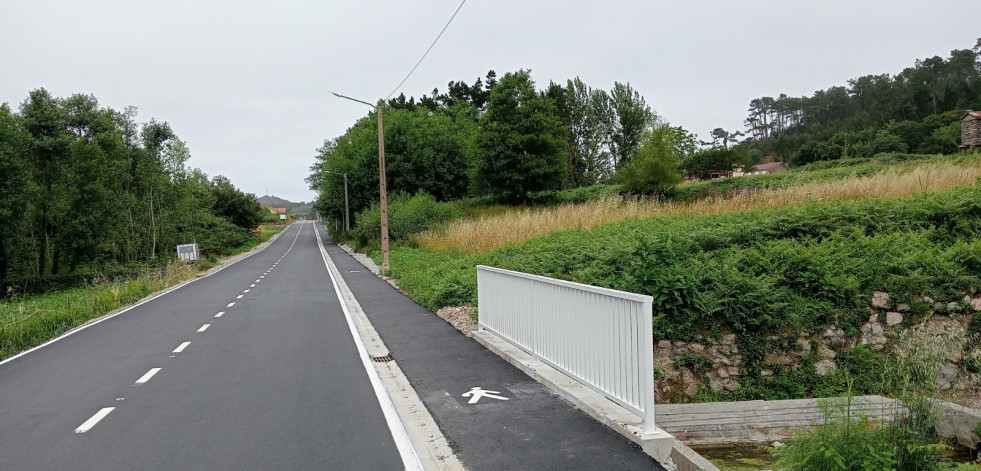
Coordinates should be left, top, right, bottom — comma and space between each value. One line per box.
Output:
351, 192, 464, 250
672, 354, 713, 374
383, 184, 981, 397
768, 394, 951, 471
526, 184, 624, 205
969, 315, 981, 336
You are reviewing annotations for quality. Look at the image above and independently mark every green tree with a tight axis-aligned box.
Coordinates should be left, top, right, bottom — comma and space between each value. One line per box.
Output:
917, 121, 961, 154
0, 103, 31, 280
562, 77, 614, 185
21, 88, 72, 275
702, 127, 745, 150
682, 147, 751, 180
1, 88, 263, 285
794, 140, 844, 165
615, 123, 683, 195
385, 108, 475, 201
210, 175, 264, 231
475, 70, 568, 204
307, 117, 381, 231
607, 82, 654, 169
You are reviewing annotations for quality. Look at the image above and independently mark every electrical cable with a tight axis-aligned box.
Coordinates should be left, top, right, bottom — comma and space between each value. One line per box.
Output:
385, 0, 467, 100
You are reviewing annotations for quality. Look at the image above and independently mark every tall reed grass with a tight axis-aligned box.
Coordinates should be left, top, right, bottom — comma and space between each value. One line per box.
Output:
414, 160, 981, 254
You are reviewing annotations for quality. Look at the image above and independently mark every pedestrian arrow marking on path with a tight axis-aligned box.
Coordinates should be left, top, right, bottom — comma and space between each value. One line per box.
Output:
462, 387, 509, 404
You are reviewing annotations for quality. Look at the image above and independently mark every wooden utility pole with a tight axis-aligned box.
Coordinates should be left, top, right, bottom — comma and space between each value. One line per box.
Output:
326, 91, 391, 273
377, 100, 390, 274
342, 173, 350, 234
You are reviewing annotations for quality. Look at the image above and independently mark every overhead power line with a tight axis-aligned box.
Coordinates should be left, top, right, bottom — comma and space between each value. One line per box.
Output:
386, 0, 467, 100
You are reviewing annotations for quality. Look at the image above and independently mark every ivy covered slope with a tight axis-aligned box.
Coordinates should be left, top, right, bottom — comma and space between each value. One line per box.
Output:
382, 180, 981, 398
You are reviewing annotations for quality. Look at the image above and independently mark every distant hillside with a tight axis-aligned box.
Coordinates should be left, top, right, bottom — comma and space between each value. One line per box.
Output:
258, 195, 315, 217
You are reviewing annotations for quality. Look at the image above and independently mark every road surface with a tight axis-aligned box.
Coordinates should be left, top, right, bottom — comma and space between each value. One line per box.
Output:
0, 223, 409, 470
0, 221, 663, 470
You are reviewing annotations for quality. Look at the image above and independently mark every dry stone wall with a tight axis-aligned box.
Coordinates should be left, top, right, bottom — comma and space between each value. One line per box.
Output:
655, 291, 981, 403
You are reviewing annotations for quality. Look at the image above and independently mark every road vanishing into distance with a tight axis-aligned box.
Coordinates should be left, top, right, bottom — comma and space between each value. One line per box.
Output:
0, 223, 407, 469
0, 222, 662, 470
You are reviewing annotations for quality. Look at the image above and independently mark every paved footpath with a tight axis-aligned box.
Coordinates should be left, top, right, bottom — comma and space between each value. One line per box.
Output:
317, 223, 664, 470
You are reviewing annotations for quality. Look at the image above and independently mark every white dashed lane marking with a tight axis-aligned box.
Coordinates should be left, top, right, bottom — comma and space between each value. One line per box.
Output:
214, 311, 224, 318
236, 295, 243, 299
197, 324, 210, 333
135, 368, 161, 384
172, 342, 191, 353
75, 407, 115, 433
227, 302, 235, 307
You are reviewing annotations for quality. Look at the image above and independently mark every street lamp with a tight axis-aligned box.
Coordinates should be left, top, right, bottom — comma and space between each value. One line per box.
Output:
322, 170, 349, 234
327, 91, 390, 274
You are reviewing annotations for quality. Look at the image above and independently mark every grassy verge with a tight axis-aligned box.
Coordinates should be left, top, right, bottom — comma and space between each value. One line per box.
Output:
673, 152, 959, 201
375, 183, 981, 399
0, 223, 286, 360
413, 157, 981, 253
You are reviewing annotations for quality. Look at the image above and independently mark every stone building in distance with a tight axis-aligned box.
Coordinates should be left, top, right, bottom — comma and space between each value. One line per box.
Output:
961, 110, 981, 150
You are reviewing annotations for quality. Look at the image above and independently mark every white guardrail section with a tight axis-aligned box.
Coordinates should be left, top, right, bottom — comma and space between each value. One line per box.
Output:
476, 265, 657, 433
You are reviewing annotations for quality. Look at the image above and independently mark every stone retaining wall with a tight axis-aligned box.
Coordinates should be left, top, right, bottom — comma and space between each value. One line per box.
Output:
655, 291, 981, 403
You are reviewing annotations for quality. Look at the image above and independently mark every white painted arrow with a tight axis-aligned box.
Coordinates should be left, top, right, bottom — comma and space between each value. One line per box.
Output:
461, 387, 509, 404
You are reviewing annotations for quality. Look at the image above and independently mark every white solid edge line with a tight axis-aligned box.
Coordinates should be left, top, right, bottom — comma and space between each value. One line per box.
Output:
135, 367, 161, 384
75, 407, 115, 433
173, 342, 191, 353
314, 225, 423, 471
197, 324, 210, 333
0, 223, 301, 368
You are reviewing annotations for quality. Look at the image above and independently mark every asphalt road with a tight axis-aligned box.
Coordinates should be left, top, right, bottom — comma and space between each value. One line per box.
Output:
0, 222, 407, 470
1, 221, 664, 470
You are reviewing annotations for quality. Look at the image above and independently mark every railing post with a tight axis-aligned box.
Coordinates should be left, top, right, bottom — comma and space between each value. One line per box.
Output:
641, 297, 656, 434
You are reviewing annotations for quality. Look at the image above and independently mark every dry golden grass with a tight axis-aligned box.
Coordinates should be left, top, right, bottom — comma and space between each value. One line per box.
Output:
414, 160, 981, 254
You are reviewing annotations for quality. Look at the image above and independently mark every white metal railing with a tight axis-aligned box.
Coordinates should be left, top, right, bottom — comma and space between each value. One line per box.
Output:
476, 265, 656, 433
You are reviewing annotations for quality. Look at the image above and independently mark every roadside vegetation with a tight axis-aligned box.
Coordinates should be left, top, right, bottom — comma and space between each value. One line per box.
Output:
413, 156, 981, 253
0, 223, 286, 360
0, 88, 286, 361
308, 41, 981, 412
0, 89, 267, 296
769, 325, 981, 471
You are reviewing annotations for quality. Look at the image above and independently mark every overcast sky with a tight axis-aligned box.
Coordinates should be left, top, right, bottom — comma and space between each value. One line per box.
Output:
2, 1, 979, 202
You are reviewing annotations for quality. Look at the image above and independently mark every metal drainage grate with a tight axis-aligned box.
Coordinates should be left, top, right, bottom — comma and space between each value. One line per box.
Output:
371, 354, 393, 363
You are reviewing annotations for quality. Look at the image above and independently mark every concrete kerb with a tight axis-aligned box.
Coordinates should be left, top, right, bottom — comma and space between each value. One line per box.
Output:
472, 330, 716, 470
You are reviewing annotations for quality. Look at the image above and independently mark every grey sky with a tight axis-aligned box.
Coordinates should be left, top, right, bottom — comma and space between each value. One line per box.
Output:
2, 1, 979, 202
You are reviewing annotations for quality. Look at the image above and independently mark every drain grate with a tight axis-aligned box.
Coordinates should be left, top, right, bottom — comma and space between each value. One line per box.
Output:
371, 354, 393, 363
